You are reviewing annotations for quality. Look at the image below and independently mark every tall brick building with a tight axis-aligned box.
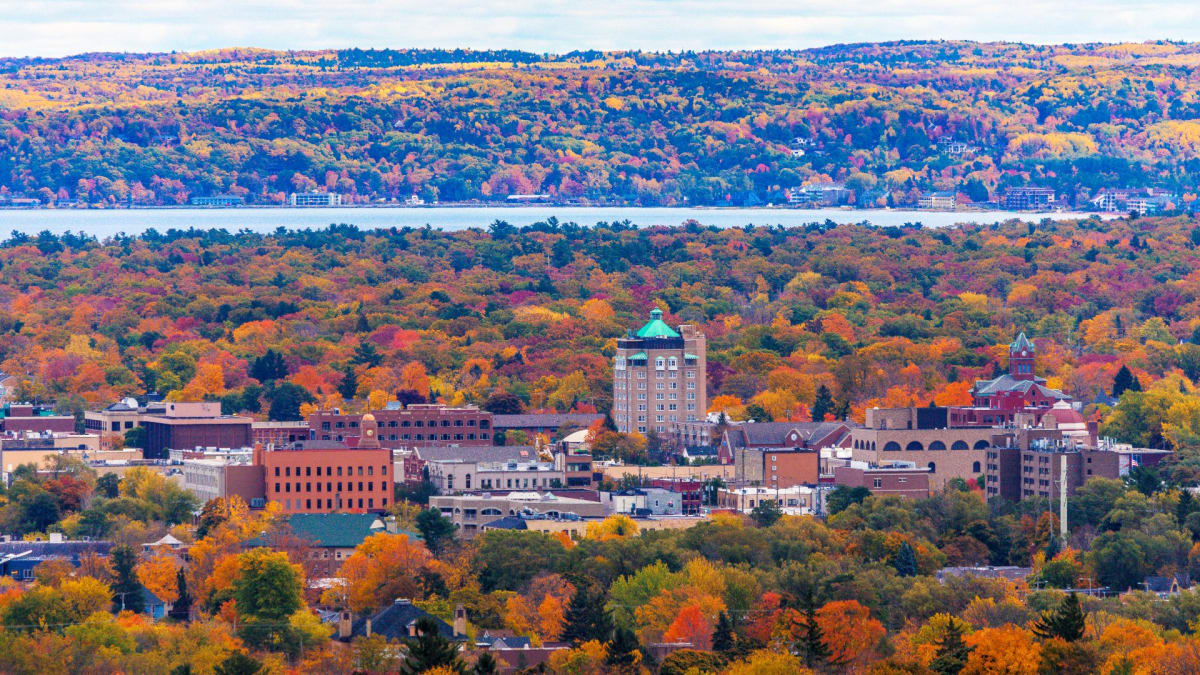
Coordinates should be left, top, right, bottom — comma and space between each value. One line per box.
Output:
259, 414, 391, 514
612, 308, 706, 434
307, 403, 492, 450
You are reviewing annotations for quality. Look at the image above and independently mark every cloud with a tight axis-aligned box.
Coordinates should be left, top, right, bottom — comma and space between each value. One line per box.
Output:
1, 0, 1199, 57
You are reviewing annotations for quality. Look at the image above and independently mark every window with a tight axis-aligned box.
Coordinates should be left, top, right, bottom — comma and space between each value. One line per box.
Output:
872, 478, 882, 488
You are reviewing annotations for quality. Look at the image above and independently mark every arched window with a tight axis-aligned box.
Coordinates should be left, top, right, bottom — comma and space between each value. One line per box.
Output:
951, 440, 969, 450
871, 442, 876, 451
481, 508, 502, 516
927, 461, 936, 472
883, 441, 902, 452
972, 461, 982, 473
906, 441, 924, 451
973, 440, 990, 450
928, 441, 946, 451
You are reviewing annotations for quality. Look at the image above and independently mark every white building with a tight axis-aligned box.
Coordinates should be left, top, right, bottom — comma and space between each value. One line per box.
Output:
716, 485, 819, 515
289, 192, 343, 207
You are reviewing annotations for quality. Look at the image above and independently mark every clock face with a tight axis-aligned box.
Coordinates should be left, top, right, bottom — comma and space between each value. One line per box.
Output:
366, 429, 374, 437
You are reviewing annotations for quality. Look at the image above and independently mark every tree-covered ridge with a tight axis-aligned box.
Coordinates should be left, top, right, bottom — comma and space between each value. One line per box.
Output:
4, 215, 1200, 464
4, 41, 1200, 205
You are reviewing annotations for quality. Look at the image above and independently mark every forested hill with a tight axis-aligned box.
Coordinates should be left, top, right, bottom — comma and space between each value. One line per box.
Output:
2, 41, 1200, 206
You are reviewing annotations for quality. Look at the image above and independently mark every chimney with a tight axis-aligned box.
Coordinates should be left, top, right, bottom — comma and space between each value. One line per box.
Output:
453, 604, 467, 637
365, 617, 372, 636
48, 532, 63, 543
339, 610, 353, 639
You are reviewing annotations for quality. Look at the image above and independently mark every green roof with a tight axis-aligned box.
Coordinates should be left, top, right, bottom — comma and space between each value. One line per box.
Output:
1011, 332, 1034, 353
684, 353, 698, 359
628, 352, 647, 361
273, 513, 411, 549
635, 308, 681, 338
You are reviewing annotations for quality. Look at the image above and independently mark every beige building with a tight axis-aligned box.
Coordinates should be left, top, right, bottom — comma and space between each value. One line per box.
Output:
516, 515, 709, 540
613, 308, 707, 435
849, 407, 995, 489
431, 491, 608, 537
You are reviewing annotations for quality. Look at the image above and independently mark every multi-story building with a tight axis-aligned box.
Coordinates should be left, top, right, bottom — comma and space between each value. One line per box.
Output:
613, 308, 707, 435
734, 447, 820, 489
603, 487, 683, 515
2, 404, 75, 435
430, 491, 607, 538
719, 421, 850, 464
259, 414, 392, 514
830, 462, 931, 499
716, 485, 819, 515
646, 478, 704, 515
182, 458, 266, 506
252, 421, 310, 448
288, 192, 342, 206
141, 403, 253, 460
1003, 187, 1056, 210
307, 404, 492, 450
919, 191, 957, 210
970, 333, 1071, 413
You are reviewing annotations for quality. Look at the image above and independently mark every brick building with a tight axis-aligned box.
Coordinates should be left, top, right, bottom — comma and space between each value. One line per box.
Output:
719, 421, 850, 464
141, 403, 252, 459
2, 404, 75, 435
849, 408, 995, 489
307, 404, 492, 450
252, 421, 310, 447
734, 447, 820, 489
612, 308, 707, 435
970, 333, 1070, 413
259, 414, 392, 514
831, 463, 931, 499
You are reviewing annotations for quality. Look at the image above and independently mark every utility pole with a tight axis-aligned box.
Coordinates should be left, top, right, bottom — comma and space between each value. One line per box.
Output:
1059, 455, 1068, 540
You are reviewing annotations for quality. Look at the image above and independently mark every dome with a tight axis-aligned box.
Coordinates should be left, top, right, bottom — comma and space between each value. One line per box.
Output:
362, 412, 376, 422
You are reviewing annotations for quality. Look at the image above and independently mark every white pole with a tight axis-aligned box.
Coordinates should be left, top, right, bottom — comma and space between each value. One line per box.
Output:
1059, 456, 1068, 540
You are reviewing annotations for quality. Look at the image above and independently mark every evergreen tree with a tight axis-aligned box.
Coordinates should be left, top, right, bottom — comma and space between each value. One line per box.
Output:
111, 544, 144, 613
169, 567, 192, 621
712, 611, 735, 653
213, 652, 263, 675
1045, 534, 1061, 560
337, 365, 359, 400
793, 593, 835, 670
1112, 365, 1136, 398
929, 617, 972, 675
416, 508, 457, 555
833, 397, 851, 421
1177, 489, 1195, 525
561, 585, 613, 645
811, 385, 834, 422
401, 616, 465, 675
605, 626, 641, 671
1033, 592, 1087, 642
891, 541, 918, 577
473, 652, 498, 675
248, 349, 288, 383
750, 499, 783, 527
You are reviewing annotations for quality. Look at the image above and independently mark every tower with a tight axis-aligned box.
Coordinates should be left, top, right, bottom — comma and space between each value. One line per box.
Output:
358, 413, 380, 449
612, 307, 707, 435
1009, 332, 1035, 381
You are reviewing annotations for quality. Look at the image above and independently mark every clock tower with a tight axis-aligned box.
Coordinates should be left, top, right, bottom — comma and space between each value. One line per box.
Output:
1009, 332, 1036, 381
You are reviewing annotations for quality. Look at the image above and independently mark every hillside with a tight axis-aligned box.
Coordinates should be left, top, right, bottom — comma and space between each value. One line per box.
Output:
2, 42, 1200, 206
4, 214, 1200, 475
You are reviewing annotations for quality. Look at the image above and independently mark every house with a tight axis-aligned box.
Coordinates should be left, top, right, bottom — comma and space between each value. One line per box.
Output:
0, 537, 113, 580
246, 512, 400, 573
338, 598, 466, 642
1143, 574, 1192, 598
719, 421, 850, 464
140, 585, 171, 619
142, 534, 186, 554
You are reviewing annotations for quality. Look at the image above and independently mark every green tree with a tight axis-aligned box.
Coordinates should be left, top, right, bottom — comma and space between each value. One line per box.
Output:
122, 426, 147, 450
811, 384, 834, 422
401, 616, 465, 675
1111, 365, 1139, 398
232, 548, 303, 621
416, 508, 457, 555
213, 652, 263, 675
929, 617, 972, 675
338, 365, 359, 400
110, 544, 144, 613
605, 625, 641, 671
826, 485, 870, 515
562, 585, 614, 645
750, 499, 783, 527
793, 592, 837, 670
266, 382, 315, 421
1125, 465, 1161, 496
249, 349, 288, 383
96, 473, 120, 499
1033, 592, 1087, 642
473, 651, 498, 675
169, 567, 192, 621
712, 610, 734, 653
891, 541, 918, 577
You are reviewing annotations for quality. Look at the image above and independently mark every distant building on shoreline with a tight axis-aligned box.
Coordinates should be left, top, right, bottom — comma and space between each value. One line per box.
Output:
288, 192, 343, 206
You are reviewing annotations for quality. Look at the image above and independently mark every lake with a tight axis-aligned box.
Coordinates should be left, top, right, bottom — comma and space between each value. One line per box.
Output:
0, 206, 1107, 237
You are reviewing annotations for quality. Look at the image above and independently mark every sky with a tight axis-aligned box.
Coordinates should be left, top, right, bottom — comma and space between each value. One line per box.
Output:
2, 1, 1200, 58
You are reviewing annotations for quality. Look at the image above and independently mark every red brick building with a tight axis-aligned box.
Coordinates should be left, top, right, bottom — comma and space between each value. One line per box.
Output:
307, 404, 492, 450
2, 404, 75, 434
258, 414, 392, 514
832, 464, 931, 499
970, 333, 1070, 413
142, 403, 253, 459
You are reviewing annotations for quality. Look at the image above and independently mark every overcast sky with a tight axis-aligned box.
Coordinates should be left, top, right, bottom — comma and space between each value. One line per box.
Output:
2, 1, 1199, 57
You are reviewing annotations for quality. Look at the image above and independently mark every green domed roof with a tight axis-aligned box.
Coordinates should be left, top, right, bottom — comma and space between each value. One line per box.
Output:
636, 308, 680, 338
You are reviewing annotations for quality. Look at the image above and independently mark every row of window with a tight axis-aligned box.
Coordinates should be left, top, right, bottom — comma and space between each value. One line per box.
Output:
274, 481, 380, 493
273, 464, 386, 478
283, 497, 384, 510
320, 432, 489, 442
322, 418, 489, 430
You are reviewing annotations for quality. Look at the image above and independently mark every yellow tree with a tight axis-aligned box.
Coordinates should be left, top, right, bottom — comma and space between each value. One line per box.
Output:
326, 533, 433, 614
136, 551, 181, 604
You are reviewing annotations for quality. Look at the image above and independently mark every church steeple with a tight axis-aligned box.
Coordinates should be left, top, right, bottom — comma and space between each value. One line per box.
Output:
1009, 332, 1035, 381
